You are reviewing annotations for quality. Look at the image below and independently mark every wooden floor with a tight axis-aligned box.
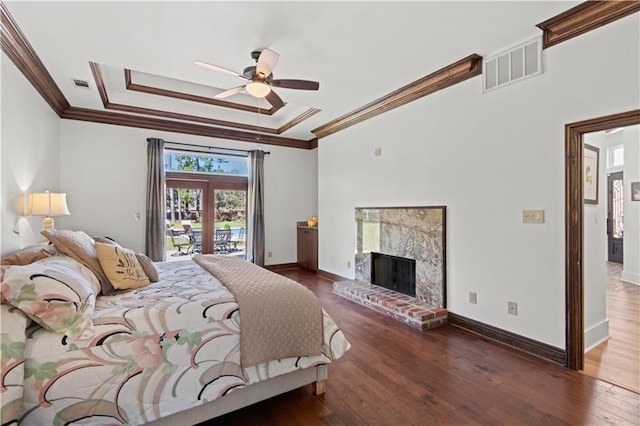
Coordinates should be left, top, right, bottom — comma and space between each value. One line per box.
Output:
203, 268, 640, 426
583, 262, 640, 394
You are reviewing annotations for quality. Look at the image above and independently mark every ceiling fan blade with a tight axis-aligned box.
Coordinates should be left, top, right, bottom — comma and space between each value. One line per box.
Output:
194, 61, 249, 80
270, 79, 319, 90
265, 89, 285, 109
215, 85, 246, 99
256, 48, 279, 78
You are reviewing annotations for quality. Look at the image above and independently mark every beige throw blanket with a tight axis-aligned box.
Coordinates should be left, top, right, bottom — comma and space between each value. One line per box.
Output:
193, 255, 323, 367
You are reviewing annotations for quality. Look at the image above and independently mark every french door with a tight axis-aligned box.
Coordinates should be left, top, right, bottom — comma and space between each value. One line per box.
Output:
607, 171, 624, 263
166, 172, 247, 255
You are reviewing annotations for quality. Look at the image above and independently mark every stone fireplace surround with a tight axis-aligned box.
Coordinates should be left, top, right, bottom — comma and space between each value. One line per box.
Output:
333, 206, 447, 330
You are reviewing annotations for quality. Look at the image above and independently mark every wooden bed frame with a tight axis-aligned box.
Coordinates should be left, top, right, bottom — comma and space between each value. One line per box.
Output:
150, 365, 328, 425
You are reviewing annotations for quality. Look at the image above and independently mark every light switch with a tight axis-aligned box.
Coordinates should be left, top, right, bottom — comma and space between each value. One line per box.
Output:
522, 210, 544, 224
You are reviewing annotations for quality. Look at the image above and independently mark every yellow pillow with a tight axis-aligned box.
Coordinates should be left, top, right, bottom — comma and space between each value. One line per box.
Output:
95, 242, 150, 290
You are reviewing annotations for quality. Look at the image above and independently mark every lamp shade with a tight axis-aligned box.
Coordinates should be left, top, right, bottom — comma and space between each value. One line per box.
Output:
27, 192, 70, 217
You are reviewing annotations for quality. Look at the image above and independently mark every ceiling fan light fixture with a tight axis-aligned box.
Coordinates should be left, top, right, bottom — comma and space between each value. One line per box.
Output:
246, 81, 271, 98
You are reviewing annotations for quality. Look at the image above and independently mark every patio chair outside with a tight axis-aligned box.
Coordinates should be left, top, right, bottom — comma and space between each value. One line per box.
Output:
168, 227, 191, 256
181, 220, 193, 234
230, 227, 245, 252
214, 228, 231, 253
190, 228, 203, 254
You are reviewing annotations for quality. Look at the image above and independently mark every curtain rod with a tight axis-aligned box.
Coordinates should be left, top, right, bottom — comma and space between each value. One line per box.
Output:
149, 138, 270, 155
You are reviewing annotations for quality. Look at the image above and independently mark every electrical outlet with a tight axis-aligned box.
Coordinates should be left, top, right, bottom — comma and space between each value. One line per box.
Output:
374, 147, 382, 157
268, 251, 272, 258
347, 261, 351, 268
508, 301, 518, 316
522, 210, 544, 224
469, 291, 477, 304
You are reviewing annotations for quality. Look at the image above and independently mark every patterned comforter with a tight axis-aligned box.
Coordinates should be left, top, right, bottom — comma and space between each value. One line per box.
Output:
1, 260, 350, 425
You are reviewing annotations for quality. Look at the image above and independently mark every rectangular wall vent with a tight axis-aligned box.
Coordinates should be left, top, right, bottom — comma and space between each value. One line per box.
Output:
72, 78, 90, 89
483, 36, 542, 92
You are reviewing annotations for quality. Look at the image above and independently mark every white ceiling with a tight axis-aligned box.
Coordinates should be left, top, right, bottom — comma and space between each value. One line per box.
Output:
4, 1, 578, 142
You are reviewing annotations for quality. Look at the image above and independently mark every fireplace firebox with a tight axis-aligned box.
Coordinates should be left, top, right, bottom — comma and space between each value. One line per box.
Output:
371, 252, 416, 297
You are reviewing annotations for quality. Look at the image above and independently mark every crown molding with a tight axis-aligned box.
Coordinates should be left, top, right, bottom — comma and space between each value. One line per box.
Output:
537, 1, 640, 49
61, 107, 316, 149
91, 63, 321, 136
0, 2, 69, 116
312, 54, 482, 139
124, 68, 280, 116
95, 62, 273, 134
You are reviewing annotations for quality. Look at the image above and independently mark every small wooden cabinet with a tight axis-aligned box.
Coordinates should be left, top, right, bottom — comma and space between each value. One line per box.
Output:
297, 223, 318, 272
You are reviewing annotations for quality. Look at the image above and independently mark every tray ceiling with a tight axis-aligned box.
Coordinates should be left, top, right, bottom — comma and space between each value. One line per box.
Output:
2, 1, 579, 147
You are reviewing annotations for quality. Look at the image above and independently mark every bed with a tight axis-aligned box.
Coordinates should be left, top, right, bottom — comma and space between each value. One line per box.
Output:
0, 230, 350, 425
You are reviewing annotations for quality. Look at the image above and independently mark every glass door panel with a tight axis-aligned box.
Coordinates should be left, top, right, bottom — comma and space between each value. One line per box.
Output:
165, 184, 205, 258
213, 189, 247, 258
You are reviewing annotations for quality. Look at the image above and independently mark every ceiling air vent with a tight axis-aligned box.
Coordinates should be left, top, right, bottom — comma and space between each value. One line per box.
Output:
72, 78, 90, 89
483, 36, 542, 93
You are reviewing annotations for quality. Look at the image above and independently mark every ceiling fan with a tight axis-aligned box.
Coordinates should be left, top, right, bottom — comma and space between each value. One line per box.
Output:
194, 48, 319, 109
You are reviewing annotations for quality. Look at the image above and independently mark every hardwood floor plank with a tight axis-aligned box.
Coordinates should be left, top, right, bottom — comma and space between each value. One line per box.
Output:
200, 268, 639, 425
583, 262, 640, 394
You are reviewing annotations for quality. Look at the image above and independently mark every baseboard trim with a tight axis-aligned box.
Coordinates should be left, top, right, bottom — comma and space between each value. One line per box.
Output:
584, 319, 610, 352
447, 312, 566, 366
264, 263, 299, 272
317, 269, 348, 282
620, 270, 640, 286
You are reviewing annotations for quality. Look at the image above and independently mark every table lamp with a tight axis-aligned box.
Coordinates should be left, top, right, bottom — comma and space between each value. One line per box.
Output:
27, 191, 70, 231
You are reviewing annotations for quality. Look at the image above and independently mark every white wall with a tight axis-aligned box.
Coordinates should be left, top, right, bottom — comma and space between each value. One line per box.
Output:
318, 14, 639, 349
59, 120, 317, 263
621, 125, 640, 285
1, 54, 62, 254
583, 132, 608, 351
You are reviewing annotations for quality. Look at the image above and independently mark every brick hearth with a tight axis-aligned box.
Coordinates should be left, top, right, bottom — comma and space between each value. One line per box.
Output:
333, 280, 448, 330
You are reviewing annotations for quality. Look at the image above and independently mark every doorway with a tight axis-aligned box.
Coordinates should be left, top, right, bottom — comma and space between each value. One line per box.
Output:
166, 172, 247, 257
565, 109, 640, 371
607, 171, 624, 263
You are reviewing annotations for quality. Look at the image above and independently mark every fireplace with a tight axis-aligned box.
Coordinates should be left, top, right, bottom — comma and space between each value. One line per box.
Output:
371, 252, 416, 297
354, 206, 446, 308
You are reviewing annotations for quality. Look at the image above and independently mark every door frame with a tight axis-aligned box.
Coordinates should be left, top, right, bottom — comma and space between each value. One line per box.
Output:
565, 109, 639, 370
167, 172, 247, 254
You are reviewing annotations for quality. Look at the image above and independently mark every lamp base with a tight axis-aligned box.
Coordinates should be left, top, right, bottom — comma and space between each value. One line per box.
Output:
42, 216, 55, 231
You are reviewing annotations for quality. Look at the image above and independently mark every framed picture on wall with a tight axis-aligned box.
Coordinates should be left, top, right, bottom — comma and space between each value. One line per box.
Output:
632, 181, 640, 202
583, 144, 599, 204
